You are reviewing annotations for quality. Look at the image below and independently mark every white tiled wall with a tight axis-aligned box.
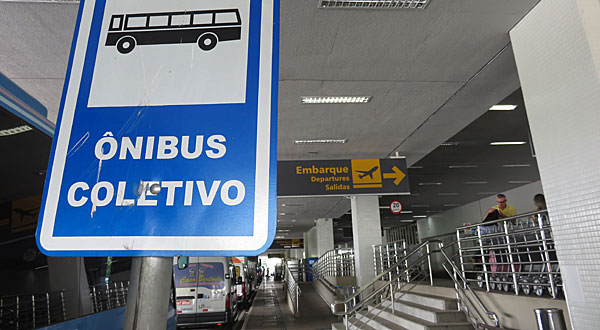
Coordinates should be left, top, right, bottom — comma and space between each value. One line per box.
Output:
511, 0, 600, 328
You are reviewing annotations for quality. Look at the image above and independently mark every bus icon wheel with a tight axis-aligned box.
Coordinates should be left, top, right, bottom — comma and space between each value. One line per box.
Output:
198, 33, 218, 51
116, 36, 136, 54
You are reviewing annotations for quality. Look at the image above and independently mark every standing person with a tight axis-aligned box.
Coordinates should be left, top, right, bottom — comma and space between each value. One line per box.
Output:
534, 193, 546, 211
483, 194, 517, 221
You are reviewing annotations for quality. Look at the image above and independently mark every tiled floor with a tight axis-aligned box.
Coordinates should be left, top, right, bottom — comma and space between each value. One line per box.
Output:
243, 279, 338, 330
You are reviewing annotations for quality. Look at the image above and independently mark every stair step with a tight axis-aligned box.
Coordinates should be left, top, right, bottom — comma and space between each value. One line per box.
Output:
394, 291, 458, 311
380, 299, 467, 323
370, 306, 474, 330
355, 311, 408, 330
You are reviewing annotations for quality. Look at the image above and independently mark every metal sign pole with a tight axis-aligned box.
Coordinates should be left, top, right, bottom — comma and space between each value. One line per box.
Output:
123, 257, 172, 330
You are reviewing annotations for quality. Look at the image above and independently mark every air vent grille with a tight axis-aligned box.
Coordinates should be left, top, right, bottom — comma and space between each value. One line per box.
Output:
319, 0, 430, 9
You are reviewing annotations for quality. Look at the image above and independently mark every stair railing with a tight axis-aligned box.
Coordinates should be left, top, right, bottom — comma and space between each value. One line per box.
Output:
312, 248, 355, 297
333, 240, 499, 330
284, 261, 302, 317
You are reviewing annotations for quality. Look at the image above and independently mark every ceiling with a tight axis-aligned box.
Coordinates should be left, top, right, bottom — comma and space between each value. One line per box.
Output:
333, 89, 540, 242
0, 0, 542, 241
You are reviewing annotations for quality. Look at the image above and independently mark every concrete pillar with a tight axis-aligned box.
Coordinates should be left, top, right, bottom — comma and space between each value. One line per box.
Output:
315, 218, 334, 257
511, 1, 600, 328
351, 196, 382, 288
304, 228, 317, 259
47, 257, 92, 319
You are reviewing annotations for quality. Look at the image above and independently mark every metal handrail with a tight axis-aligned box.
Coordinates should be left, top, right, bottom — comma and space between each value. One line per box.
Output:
334, 240, 499, 330
313, 248, 355, 279
284, 261, 301, 317
457, 209, 547, 229
438, 247, 499, 326
455, 211, 561, 298
336, 241, 432, 309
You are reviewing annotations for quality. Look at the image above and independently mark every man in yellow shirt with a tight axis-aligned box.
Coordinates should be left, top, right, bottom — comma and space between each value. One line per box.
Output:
484, 194, 516, 221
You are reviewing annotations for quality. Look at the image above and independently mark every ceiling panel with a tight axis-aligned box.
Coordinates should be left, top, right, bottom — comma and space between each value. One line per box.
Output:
278, 79, 463, 159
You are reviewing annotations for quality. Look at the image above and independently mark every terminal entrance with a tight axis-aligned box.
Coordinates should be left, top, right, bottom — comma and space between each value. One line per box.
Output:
2, 0, 600, 330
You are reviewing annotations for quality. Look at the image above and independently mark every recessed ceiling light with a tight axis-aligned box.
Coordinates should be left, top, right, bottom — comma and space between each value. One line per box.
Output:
508, 180, 531, 184
490, 141, 526, 146
294, 139, 348, 144
301, 96, 371, 104
502, 164, 531, 168
413, 215, 427, 218
411, 204, 430, 207
449, 165, 478, 169
444, 204, 460, 207
438, 193, 459, 196
441, 142, 460, 146
464, 181, 488, 185
418, 182, 442, 186
0, 125, 32, 137
489, 104, 518, 111
319, 0, 430, 9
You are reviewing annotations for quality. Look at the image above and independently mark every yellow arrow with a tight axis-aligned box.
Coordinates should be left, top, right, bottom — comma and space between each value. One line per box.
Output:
383, 166, 406, 186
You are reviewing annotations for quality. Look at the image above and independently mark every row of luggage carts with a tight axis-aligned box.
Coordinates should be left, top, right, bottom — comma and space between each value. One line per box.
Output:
455, 210, 562, 298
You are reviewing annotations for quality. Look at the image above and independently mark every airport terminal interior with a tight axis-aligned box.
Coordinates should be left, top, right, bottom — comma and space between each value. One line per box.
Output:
2, 0, 600, 329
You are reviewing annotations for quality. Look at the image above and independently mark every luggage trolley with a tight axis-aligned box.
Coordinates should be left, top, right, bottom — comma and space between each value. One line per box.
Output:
465, 211, 562, 298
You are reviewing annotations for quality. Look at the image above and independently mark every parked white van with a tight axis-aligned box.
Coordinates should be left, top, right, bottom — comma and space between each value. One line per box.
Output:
174, 256, 237, 329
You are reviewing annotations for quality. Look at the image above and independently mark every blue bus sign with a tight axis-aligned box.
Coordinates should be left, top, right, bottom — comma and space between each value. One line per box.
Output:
36, 0, 279, 256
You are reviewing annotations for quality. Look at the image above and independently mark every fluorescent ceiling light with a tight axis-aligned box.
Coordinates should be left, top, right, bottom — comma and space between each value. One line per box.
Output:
489, 104, 518, 111
281, 203, 304, 207
409, 166, 424, 169
502, 164, 531, 168
0, 125, 32, 137
449, 165, 478, 169
389, 152, 405, 159
441, 142, 460, 146
277, 229, 291, 233
413, 215, 427, 218
320, 0, 430, 9
400, 220, 415, 223
275, 236, 286, 239
490, 141, 526, 146
426, 210, 442, 213
438, 192, 459, 196
294, 139, 348, 144
301, 96, 371, 104
464, 181, 488, 185
444, 204, 460, 207
477, 192, 497, 195
508, 180, 531, 184
418, 182, 442, 186
400, 210, 413, 214
411, 204, 430, 207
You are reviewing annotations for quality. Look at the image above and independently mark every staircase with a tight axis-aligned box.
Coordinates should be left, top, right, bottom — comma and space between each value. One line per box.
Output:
331, 240, 499, 330
333, 291, 473, 330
